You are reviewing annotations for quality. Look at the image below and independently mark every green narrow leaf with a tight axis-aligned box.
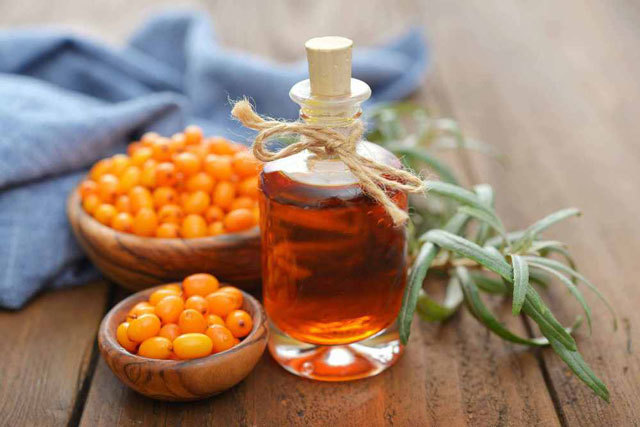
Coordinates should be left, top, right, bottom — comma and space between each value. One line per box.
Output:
415, 277, 463, 322
469, 272, 508, 295
474, 184, 495, 245
423, 181, 490, 212
457, 206, 507, 244
521, 285, 577, 351
484, 231, 525, 248
511, 255, 529, 315
547, 337, 610, 402
389, 146, 459, 185
512, 208, 581, 251
529, 269, 551, 288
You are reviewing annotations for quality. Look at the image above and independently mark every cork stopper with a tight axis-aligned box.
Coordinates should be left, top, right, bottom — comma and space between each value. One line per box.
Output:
305, 36, 353, 97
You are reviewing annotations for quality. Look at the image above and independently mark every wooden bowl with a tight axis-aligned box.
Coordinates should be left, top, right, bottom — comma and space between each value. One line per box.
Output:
67, 190, 261, 292
98, 285, 268, 401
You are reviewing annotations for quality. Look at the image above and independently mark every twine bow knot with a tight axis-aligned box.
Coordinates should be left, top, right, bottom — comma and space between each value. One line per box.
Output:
231, 99, 424, 225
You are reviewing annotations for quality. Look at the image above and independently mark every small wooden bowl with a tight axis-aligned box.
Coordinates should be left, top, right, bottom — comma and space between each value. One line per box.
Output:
98, 285, 268, 401
67, 190, 261, 292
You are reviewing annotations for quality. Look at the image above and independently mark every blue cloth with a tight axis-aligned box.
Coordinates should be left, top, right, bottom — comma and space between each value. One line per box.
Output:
0, 11, 428, 309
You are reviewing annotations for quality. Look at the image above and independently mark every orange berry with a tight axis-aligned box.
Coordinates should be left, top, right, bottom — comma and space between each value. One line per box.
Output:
184, 125, 203, 145
173, 333, 213, 359
204, 155, 233, 180
162, 283, 182, 292
156, 162, 178, 187
170, 133, 186, 152
156, 222, 179, 238
127, 142, 142, 156
158, 323, 181, 341
93, 203, 117, 225
153, 186, 178, 208
213, 181, 236, 210
205, 291, 238, 318
130, 146, 153, 167
205, 314, 225, 327
232, 337, 241, 345
138, 336, 173, 359
154, 294, 184, 324
127, 301, 155, 322
208, 137, 235, 155
97, 174, 120, 202
111, 154, 131, 177
225, 310, 253, 338
140, 160, 157, 188
89, 158, 114, 181
111, 212, 133, 233
152, 137, 173, 162
237, 176, 259, 198
185, 172, 214, 193
157, 204, 184, 225
185, 295, 208, 314
149, 288, 181, 305
232, 152, 260, 177
118, 166, 141, 193
205, 325, 235, 353
183, 273, 220, 297
132, 207, 158, 237
128, 186, 153, 213
127, 313, 161, 342
115, 195, 131, 213
141, 131, 160, 145
82, 194, 101, 215
252, 207, 260, 223
218, 286, 244, 308
208, 221, 225, 236
178, 308, 207, 334
181, 214, 207, 238
230, 197, 255, 211
182, 191, 210, 215
224, 208, 256, 232
204, 205, 224, 223
116, 322, 138, 352
79, 180, 98, 199
174, 152, 201, 176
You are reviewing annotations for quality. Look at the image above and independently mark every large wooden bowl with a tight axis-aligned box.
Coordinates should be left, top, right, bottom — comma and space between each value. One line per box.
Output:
98, 285, 268, 401
67, 190, 261, 292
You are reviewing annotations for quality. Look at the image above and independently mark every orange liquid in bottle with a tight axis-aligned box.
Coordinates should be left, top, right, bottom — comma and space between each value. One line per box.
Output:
260, 148, 408, 346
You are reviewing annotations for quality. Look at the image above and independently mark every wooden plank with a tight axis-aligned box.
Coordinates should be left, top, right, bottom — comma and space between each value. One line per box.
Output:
0, 281, 109, 426
421, 0, 640, 424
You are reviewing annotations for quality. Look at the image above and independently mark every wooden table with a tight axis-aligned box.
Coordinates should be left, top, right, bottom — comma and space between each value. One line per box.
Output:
1, 1, 638, 425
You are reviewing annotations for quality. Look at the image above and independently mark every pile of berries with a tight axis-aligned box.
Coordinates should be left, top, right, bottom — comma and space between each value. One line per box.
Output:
79, 125, 261, 238
116, 273, 253, 360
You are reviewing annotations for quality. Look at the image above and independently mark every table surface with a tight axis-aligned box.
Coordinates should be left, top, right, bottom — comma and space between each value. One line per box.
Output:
1, 1, 639, 426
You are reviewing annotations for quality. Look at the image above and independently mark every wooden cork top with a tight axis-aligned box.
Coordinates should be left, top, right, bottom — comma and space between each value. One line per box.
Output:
305, 36, 353, 97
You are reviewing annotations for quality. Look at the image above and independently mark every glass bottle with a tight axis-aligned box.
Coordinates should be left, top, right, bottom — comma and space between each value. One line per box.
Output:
259, 37, 407, 381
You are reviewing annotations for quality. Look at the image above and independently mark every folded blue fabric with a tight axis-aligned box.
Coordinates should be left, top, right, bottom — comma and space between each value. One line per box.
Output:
0, 11, 428, 309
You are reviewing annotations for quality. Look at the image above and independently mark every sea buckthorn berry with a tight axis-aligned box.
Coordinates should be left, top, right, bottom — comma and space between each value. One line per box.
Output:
184, 125, 203, 146
173, 333, 213, 359
230, 196, 255, 211
225, 310, 253, 338
185, 144, 209, 160
205, 314, 225, 327
156, 162, 178, 187
183, 273, 220, 297
205, 325, 235, 353
118, 166, 141, 193
204, 155, 233, 180
218, 286, 244, 308
205, 291, 238, 318
208, 221, 225, 236
115, 195, 131, 213
252, 207, 260, 223
237, 176, 259, 198
156, 222, 179, 238
132, 208, 158, 237
181, 214, 207, 238
178, 309, 207, 334
158, 323, 181, 342
162, 283, 182, 292
111, 212, 133, 233
208, 137, 235, 155
185, 295, 208, 314
224, 208, 256, 232
140, 160, 157, 188
185, 172, 214, 193
127, 313, 161, 342
128, 186, 153, 213
116, 322, 138, 352
153, 186, 178, 208
157, 204, 183, 225
97, 174, 120, 202
204, 206, 224, 223
111, 154, 130, 176
130, 146, 153, 166
232, 152, 260, 177
141, 131, 160, 145
213, 181, 236, 210
174, 152, 201, 176
152, 137, 173, 162
79, 180, 98, 199
82, 194, 101, 215
170, 133, 186, 152
93, 204, 117, 225
90, 158, 114, 181
149, 288, 181, 306
138, 336, 173, 359
154, 294, 184, 324
127, 142, 142, 156
127, 301, 155, 322
182, 191, 210, 215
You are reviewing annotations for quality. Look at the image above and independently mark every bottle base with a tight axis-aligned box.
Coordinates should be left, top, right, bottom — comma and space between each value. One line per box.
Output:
268, 320, 404, 381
